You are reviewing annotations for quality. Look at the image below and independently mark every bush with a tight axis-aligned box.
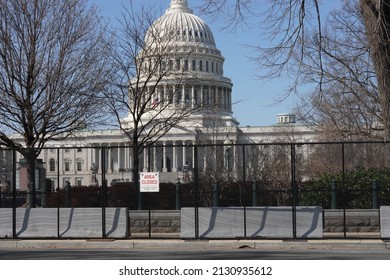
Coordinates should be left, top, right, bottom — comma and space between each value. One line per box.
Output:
300, 167, 390, 208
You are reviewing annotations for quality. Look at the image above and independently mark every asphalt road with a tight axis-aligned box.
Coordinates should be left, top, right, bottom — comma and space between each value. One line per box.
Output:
1, 248, 390, 260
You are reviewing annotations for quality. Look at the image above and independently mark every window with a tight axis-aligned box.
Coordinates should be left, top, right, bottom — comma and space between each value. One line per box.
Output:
192, 60, 196, 71
206, 61, 209, 72
176, 59, 180, 70
64, 161, 70, 172
77, 148, 82, 153
76, 178, 82, 187
76, 161, 82, 171
199, 60, 203, 71
49, 158, 55, 172
184, 60, 188, 71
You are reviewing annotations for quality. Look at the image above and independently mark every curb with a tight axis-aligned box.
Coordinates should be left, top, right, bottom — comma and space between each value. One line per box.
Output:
0, 239, 388, 250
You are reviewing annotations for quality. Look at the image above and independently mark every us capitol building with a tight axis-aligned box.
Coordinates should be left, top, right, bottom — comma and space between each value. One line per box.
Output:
5, 0, 316, 190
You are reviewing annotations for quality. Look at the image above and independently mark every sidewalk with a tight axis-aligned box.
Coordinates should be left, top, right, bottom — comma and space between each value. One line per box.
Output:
0, 238, 388, 250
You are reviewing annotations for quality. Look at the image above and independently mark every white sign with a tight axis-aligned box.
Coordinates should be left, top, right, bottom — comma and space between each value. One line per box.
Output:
140, 172, 160, 192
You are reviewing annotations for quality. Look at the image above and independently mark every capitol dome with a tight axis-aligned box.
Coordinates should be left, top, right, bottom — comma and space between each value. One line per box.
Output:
147, 0, 216, 47
128, 0, 238, 129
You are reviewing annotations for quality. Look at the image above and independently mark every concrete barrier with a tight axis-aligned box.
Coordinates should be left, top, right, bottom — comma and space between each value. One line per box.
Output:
181, 206, 323, 239
380, 206, 390, 238
0, 208, 129, 238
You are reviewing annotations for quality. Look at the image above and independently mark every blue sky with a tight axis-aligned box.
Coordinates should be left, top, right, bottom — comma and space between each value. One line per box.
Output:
92, 0, 340, 126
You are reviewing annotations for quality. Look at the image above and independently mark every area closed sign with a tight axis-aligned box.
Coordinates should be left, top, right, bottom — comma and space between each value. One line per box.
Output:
140, 172, 160, 192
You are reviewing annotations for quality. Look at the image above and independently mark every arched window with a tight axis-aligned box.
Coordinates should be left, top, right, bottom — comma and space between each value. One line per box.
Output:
192, 60, 196, 71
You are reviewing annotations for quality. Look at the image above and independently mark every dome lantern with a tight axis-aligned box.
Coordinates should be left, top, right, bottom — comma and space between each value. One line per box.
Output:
167, 0, 192, 13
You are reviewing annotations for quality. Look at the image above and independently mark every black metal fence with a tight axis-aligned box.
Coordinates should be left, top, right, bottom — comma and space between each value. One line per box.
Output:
1, 141, 390, 239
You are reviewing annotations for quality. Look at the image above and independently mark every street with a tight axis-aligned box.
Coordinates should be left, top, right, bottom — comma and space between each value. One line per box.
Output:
1, 247, 390, 260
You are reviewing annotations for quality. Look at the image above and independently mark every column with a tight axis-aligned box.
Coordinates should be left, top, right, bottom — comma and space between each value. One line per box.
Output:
192, 143, 196, 169
232, 141, 237, 177
218, 87, 222, 108
173, 85, 177, 107
224, 88, 228, 110
157, 87, 164, 107
200, 85, 204, 106
208, 85, 211, 105
182, 143, 187, 167
129, 147, 133, 170
182, 85, 186, 107
203, 147, 207, 172
162, 142, 167, 172
118, 144, 122, 171
163, 85, 167, 105
72, 147, 76, 172
124, 145, 128, 170
172, 141, 177, 172
229, 89, 232, 111
89, 146, 94, 170
96, 147, 101, 173
191, 85, 195, 108
153, 145, 158, 172
143, 148, 148, 172
108, 145, 112, 173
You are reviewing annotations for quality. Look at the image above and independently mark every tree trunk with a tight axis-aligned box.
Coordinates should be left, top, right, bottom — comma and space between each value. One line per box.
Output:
132, 144, 143, 210
360, 0, 390, 139
24, 149, 37, 208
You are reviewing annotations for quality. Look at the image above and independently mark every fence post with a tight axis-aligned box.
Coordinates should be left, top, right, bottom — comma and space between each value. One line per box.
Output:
290, 144, 297, 239
372, 180, 379, 209
331, 180, 337, 209
194, 145, 199, 239
12, 149, 17, 239
252, 181, 258, 206
41, 179, 51, 208
101, 147, 107, 239
175, 178, 181, 210
213, 182, 219, 207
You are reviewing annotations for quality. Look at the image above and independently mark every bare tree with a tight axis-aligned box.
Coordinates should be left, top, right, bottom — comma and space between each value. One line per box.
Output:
360, 0, 390, 139
294, 1, 381, 139
105, 2, 206, 205
0, 0, 110, 206
200, 0, 390, 139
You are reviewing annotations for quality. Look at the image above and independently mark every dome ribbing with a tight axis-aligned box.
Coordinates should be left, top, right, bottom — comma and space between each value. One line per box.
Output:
147, 0, 216, 46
